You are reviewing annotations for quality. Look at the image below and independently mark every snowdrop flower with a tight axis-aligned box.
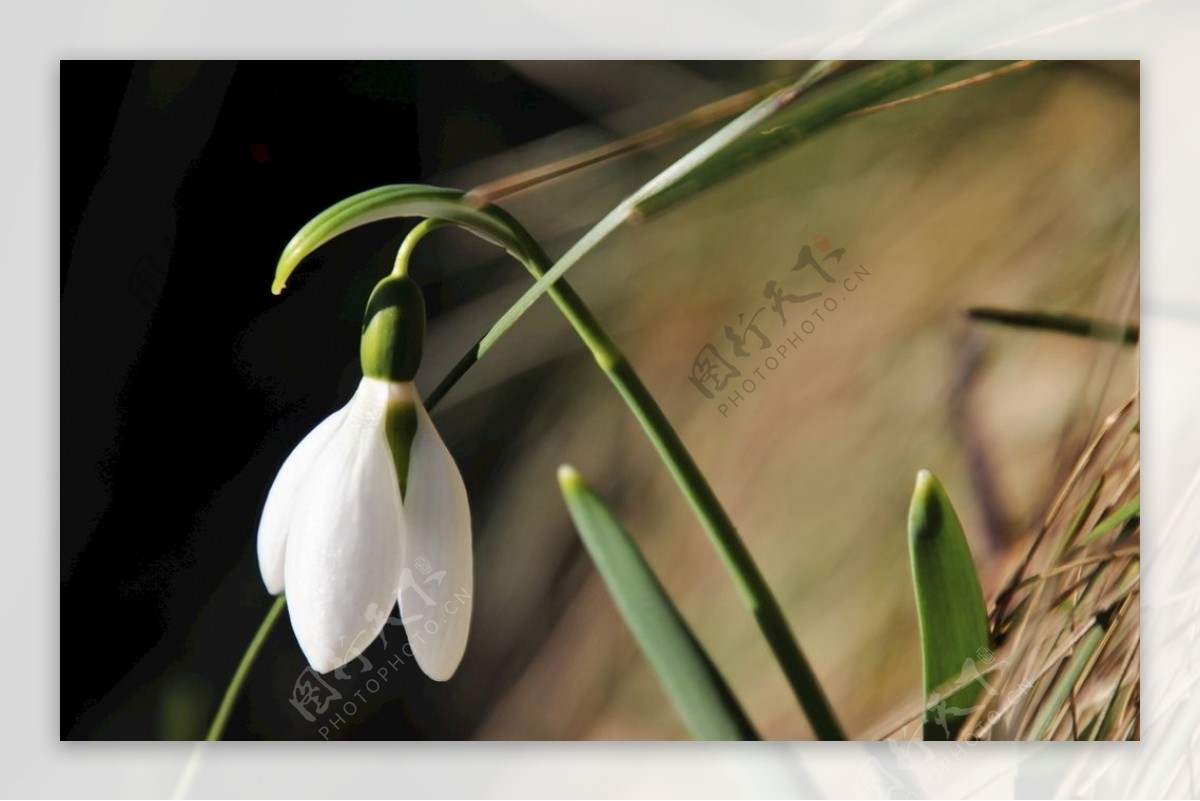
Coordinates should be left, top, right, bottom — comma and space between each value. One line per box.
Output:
257, 272, 472, 680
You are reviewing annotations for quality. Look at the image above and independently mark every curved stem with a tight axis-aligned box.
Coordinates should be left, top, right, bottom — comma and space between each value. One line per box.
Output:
205, 595, 286, 742
393, 218, 450, 277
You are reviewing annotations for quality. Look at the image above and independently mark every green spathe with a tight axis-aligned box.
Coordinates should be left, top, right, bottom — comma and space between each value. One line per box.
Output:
361, 275, 425, 382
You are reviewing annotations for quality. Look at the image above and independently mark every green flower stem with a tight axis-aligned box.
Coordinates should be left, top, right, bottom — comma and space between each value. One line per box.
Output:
430, 235, 845, 739
392, 218, 450, 278
205, 595, 286, 742
606, 357, 845, 739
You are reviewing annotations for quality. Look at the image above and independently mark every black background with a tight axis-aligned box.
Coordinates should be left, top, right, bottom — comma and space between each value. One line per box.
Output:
60, 61, 598, 739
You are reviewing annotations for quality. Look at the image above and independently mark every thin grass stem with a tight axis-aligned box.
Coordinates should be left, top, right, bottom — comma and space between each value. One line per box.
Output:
967, 307, 1139, 345
205, 595, 286, 742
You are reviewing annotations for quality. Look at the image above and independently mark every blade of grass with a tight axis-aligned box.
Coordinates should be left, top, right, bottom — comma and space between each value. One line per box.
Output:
1080, 497, 1140, 545
557, 466, 759, 741
1055, 478, 1104, 559
632, 60, 964, 219
459, 59, 846, 363
475, 60, 1032, 208
1027, 616, 1108, 740
846, 61, 1038, 120
967, 307, 1139, 345
969, 609, 1097, 740
1092, 634, 1139, 740
468, 69, 833, 203
908, 470, 990, 741
466, 61, 1023, 386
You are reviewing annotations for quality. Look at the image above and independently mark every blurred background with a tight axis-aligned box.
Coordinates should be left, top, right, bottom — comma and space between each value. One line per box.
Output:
61, 60, 1138, 740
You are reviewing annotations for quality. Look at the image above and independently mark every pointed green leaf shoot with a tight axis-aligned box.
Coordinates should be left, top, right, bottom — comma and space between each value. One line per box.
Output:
557, 465, 759, 741
908, 469, 990, 740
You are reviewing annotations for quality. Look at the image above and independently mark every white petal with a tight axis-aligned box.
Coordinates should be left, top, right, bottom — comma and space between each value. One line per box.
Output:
399, 398, 473, 681
257, 405, 350, 595
284, 378, 406, 674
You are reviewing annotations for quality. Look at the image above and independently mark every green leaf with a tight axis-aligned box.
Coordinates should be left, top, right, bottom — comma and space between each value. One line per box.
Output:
908, 470, 990, 741
557, 466, 759, 741
271, 184, 544, 295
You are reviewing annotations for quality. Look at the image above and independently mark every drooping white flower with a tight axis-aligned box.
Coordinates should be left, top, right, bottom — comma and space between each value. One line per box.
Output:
257, 273, 472, 680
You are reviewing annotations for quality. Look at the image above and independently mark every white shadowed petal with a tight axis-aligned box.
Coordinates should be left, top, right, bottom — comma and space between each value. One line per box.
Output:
284, 378, 406, 674
399, 398, 473, 681
256, 404, 350, 595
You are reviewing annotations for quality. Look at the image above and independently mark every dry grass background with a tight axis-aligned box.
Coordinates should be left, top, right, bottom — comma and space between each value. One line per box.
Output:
406, 61, 1139, 739
972, 391, 1139, 741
